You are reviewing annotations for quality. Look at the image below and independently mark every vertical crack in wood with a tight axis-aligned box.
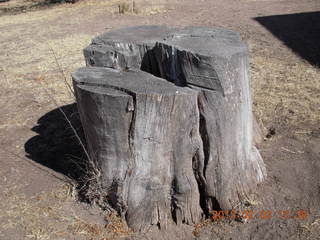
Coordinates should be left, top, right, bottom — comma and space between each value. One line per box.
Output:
124, 93, 136, 220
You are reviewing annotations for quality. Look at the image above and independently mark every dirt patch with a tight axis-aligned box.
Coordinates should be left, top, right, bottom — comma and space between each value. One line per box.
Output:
0, 0, 319, 239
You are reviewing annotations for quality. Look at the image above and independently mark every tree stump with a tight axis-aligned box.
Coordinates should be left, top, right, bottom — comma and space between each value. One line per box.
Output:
72, 26, 267, 231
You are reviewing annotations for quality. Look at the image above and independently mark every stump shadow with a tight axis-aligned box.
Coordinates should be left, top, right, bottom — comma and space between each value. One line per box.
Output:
254, 11, 320, 66
25, 103, 88, 184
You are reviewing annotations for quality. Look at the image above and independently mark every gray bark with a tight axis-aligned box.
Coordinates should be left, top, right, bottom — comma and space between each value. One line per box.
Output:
73, 25, 267, 231
73, 68, 203, 230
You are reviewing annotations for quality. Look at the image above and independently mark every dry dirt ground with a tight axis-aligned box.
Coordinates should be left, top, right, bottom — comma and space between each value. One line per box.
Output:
0, 0, 319, 239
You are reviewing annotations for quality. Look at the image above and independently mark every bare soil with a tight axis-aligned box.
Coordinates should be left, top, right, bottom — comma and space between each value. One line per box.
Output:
0, 0, 319, 239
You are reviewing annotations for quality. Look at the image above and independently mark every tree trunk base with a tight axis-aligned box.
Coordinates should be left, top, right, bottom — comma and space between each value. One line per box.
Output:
72, 25, 267, 231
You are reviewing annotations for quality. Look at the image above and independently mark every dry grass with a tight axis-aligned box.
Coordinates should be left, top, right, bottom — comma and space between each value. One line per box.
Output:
243, 194, 262, 207
0, 182, 131, 240
0, 0, 167, 18
251, 55, 320, 130
116, 0, 167, 15
0, 33, 90, 130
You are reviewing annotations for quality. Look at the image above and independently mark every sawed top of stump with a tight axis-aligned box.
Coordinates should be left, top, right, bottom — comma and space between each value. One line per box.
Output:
73, 67, 194, 96
88, 25, 247, 58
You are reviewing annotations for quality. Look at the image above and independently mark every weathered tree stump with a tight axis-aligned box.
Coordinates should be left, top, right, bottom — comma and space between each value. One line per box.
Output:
72, 26, 267, 231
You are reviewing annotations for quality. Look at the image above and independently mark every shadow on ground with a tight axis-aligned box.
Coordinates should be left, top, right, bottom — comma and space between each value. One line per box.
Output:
0, 0, 76, 16
255, 11, 320, 66
25, 103, 88, 184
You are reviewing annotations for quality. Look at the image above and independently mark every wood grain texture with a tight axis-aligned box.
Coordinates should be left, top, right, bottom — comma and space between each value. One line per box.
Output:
74, 25, 267, 231
73, 67, 202, 230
